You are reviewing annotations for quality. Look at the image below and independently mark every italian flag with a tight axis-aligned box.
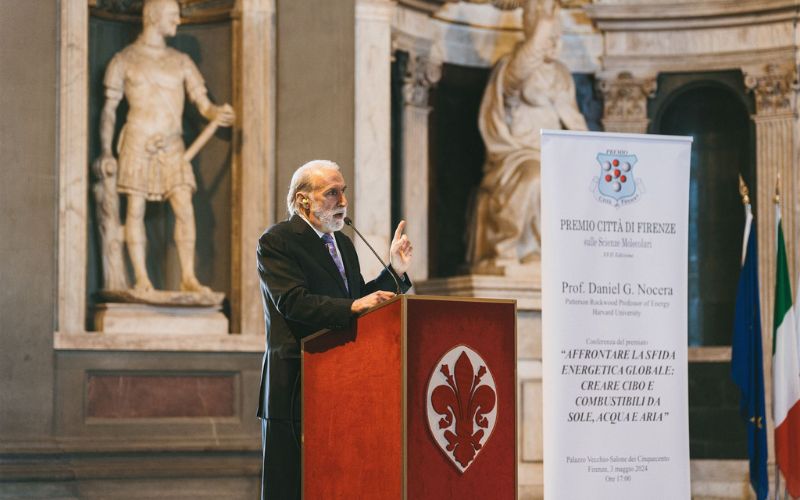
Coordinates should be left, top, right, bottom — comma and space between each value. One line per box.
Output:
773, 205, 800, 498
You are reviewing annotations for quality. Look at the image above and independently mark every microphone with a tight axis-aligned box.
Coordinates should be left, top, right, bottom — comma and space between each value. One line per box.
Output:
344, 216, 402, 295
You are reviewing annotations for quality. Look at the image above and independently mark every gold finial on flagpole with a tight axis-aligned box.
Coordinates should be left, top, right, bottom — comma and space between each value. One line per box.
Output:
738, 174, 750, 205
775, 173, 781, 205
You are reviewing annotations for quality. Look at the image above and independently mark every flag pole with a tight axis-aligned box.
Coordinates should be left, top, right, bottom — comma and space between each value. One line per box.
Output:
774, 175, 780, 500
733, 173, 770, 500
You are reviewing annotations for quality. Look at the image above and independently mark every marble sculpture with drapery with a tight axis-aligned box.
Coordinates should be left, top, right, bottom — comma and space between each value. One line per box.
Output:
467, 0, 588, 274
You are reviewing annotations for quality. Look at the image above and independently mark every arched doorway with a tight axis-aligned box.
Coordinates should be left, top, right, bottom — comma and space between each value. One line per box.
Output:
651, 75, 754, 347
650, 71, 756, 458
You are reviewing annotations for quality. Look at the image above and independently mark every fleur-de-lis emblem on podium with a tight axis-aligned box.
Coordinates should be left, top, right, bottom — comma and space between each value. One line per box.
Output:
426, 346, 497, 473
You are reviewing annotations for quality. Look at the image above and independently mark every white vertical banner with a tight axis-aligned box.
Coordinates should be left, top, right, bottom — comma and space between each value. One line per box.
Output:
541, 130, 692, 499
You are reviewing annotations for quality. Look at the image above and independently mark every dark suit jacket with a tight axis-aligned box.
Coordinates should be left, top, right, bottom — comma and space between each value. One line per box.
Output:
256, 214, 409, 420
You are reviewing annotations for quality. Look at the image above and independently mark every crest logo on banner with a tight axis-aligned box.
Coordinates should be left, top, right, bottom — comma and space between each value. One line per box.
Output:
426, 345, 497, 473
591, 152, 645, 207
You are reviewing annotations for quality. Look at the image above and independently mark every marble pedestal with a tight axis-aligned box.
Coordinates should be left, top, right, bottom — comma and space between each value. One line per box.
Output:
417, 266, 540, 305
94, 295, 229, 335
415, 272, 544, 499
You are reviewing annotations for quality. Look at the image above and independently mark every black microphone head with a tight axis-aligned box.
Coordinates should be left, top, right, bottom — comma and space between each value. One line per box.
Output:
344, 217, 353, 226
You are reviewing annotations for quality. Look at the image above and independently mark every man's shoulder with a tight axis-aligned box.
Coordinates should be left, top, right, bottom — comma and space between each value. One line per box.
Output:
261, 218, 290, 237
259, 217, 304, 243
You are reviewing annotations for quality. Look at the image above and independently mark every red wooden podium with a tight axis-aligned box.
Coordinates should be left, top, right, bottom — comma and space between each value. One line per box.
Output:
302, 295, 516, 499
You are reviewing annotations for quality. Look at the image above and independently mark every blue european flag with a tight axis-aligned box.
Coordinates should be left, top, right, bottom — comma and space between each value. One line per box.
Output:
731, 216, 769, 500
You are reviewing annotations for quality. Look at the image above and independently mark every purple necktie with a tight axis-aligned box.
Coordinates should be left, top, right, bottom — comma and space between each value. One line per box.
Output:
322, 233, 348, 292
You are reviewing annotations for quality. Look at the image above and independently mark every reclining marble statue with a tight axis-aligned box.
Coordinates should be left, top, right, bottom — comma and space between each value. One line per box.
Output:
466, 0, 587, 274
93, 0, 234, 302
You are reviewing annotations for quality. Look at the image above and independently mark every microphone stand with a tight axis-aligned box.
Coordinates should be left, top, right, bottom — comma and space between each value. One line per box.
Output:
344, 217, 402, 295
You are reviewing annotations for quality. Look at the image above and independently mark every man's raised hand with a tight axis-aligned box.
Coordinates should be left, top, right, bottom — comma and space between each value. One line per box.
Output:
389, 220, 413, 276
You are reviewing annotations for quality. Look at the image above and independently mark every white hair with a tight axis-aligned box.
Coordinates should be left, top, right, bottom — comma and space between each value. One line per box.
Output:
286, 159, 341, 217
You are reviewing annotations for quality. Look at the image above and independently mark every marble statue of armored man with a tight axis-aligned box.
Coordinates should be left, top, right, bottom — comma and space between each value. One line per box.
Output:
93, 0, 234, 295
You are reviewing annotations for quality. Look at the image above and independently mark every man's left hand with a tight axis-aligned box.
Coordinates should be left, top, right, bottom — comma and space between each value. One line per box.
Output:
389, 220, 413, 276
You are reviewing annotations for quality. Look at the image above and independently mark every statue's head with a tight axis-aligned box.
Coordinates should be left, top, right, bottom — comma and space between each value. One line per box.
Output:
143, 0, 181, 38
523, 0, 562, 61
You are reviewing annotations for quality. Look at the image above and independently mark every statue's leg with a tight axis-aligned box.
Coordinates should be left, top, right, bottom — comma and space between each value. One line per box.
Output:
520, 167, 542, 263
490, 159, 539, 264
125, 193, 153, 291
169, 186, 210, 293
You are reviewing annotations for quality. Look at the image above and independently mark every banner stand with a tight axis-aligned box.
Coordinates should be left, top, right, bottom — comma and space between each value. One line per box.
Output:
541, 130, 693, 499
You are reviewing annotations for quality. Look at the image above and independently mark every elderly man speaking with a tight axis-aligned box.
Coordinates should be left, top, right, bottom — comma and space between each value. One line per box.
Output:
256, 159, 413, 499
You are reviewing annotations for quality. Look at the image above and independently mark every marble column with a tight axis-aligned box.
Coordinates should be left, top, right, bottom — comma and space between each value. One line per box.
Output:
355, 0, 396, 279
231, 0, 275, 335
401, 53, 441, 282
58, 0, 88, 333
743, 63, 796, 337
744, 61, 796, 467
597, 71, 657, 134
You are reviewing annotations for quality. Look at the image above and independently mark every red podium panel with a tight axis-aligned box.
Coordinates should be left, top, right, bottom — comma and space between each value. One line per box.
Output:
302, 296, 516, 499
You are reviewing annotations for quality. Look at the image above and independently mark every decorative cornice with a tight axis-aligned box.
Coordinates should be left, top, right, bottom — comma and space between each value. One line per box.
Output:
585, 0, 799, 31
396, 0, 589, 14
90, 0, 235, 24
601, 47, 796, 75
402, 53, 442, 108
743, 63, 796, 117
398, 0, 450, 14
597, 71, 657, 124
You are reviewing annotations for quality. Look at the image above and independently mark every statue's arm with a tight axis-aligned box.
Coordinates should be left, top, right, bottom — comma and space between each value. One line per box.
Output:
183, 55, 235, 127
99, 54, 126, 156
503, 1, 557, 94
99, 93, 122, 156
94, 55, 125, 178
555, 70, 588, 131
557, 100, 588, 131
503, 33, 545, 95
93, 92, 123, 179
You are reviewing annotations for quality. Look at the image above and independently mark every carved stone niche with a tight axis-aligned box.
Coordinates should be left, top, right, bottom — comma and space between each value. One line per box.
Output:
87, 0, 237, 334
56, 1, 270, 349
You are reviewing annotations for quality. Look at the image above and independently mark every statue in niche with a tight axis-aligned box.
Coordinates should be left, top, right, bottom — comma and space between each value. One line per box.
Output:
93, 0, 234, 301
466, 0, 587, 274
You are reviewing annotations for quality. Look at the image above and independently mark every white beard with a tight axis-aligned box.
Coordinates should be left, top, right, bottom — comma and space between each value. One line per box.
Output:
313, 205, 347, 233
